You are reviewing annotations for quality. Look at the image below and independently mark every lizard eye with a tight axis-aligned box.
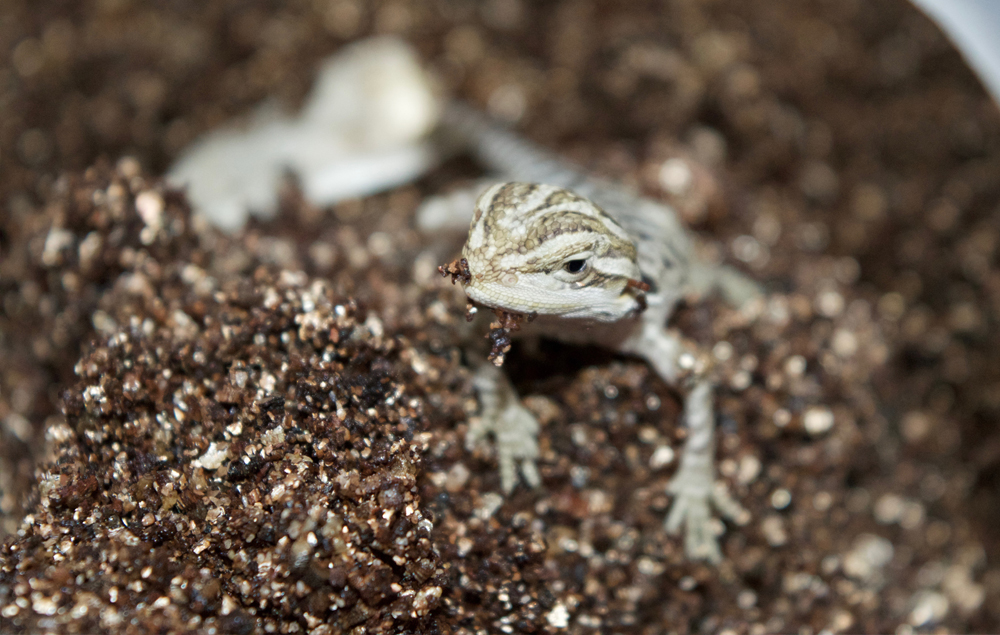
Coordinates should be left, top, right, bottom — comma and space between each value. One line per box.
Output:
563, 259, 588, 274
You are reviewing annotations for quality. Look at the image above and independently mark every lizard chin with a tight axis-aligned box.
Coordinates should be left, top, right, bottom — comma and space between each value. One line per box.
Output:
464, 279, 645, 322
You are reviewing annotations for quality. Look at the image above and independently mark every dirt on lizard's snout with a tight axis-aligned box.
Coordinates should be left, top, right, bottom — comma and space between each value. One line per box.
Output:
483, 307, 534, 367
2, 1, 1000, 633
437, 256, 534, 366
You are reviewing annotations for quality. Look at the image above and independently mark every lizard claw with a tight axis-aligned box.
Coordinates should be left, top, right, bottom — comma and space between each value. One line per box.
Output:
493, 400, 541, 491
665, 471, 748, 564
466, 374, 541, 492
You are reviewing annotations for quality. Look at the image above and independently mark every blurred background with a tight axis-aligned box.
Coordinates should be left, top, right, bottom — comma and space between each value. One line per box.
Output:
1, 0, 998, 631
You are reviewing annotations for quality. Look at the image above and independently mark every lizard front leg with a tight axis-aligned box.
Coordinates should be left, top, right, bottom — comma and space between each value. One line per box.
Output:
665, 380, 749, 563
623, 324, 748, 563
469, 361, 541, 492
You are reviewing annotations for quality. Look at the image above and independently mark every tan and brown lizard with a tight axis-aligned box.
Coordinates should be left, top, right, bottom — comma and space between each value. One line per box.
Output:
424, 104, 761, 563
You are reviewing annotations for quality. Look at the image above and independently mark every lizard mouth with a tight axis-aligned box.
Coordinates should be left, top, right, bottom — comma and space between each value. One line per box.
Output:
622, 278, 651, 317
626, 278, 650, 292
624, 278, 649, 315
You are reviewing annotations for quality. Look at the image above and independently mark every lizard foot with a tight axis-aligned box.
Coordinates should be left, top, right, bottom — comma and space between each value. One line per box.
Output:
665, 466, 749, 564
468, 364, 541, 492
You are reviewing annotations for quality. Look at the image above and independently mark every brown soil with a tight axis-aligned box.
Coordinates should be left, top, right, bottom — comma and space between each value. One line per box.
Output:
1, 1, 999, 633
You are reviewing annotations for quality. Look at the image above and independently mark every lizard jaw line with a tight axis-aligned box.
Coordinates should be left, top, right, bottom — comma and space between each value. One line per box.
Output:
464, 281, 643, 322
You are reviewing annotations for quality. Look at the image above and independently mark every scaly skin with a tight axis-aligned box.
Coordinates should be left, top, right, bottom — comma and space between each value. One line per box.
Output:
429, 103, 759, 563
462, 182, 645, 321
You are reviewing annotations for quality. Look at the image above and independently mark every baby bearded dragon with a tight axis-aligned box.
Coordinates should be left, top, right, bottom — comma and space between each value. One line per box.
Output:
429, 104, 759, 563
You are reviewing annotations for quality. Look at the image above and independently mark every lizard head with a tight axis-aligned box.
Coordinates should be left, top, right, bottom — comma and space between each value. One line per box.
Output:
460, 182, 648, 322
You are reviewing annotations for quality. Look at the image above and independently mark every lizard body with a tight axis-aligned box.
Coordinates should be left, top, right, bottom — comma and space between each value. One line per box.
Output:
427, 103, 758, 563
